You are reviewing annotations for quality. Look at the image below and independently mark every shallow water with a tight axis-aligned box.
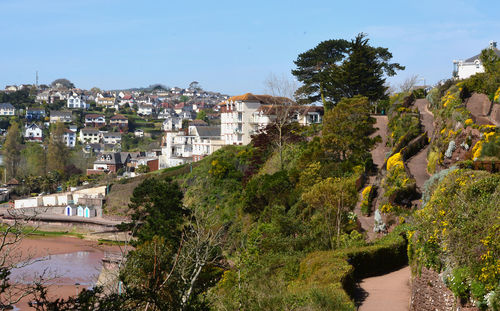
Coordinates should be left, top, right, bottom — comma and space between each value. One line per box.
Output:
10, 250, 104, 286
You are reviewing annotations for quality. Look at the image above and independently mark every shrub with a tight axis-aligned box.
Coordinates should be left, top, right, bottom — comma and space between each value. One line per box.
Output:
409, 169, 500, 306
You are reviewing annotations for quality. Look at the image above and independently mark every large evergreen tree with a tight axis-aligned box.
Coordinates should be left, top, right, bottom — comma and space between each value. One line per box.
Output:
293, 33, 404, 109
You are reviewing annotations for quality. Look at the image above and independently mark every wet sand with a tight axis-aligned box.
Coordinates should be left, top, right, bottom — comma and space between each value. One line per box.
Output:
3, 236, 123, 310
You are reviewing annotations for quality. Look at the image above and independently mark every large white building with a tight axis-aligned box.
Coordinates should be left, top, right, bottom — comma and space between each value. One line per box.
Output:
159, 125, 223, 168
453, 41, 500, 80
218, 93, 292, 145
67, 94, 89, 109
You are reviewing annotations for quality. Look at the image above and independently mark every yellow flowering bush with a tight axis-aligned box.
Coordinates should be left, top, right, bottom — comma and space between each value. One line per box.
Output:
409, 169, 500, 305
494, 86, 500, 102
465, 119, 474, 127
387, 152, 403, 171
360, 185, 373, 215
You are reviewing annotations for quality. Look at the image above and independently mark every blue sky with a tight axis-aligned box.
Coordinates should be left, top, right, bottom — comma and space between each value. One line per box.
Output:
1, 0, 499, 95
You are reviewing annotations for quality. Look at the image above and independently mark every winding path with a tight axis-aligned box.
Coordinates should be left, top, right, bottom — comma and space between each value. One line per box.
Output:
356, 101, 435, 311
356, 266, 411, 311
407, 99, 434, 191
354, 115, 389, 238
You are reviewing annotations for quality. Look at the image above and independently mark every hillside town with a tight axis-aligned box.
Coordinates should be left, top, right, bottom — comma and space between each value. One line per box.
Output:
0, 81, 324, 178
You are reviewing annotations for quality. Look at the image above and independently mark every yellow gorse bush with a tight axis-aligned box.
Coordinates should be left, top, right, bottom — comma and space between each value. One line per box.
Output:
387, 152, 403, 171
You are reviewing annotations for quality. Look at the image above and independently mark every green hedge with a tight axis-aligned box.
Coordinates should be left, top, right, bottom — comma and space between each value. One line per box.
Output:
292, 229, 408, 309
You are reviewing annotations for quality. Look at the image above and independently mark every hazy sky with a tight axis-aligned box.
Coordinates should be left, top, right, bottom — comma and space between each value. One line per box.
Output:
1, 0, 499, 95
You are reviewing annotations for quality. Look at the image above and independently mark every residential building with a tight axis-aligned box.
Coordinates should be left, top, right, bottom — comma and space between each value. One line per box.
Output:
85, 114, 106, 127
96, 95, 116, 108
63, 129, 77, 147
0, 103, 15, 116
190, 126, 224, 162
162, 115, 182, 131
137, 104, 155, 116
101, 132, 122, 144
5, 85, 18, 92
26, 107, 46, 121
24, 123, 43, 141
35, 91, 50, 103
79, 128, 101, 144
219, 93, 292, 145
88, 152, 131, 174
109, 114, 128, 129
49, 111, 73, 123
134, 129, 144, 137
67, 94, 89, 109
453, 41, 500, 80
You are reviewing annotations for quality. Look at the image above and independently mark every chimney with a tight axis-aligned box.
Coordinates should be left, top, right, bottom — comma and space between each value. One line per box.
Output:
490, 41, 497, 49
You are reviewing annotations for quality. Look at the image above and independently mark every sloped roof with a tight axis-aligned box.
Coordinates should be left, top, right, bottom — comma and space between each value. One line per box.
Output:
50, 110, 72, 117
0, 102, 14, 109
85, 114, 105, 119
195, 126, 220, 137
465, 47, 500, 62
222, 93, 293, 105
111, 114, 127, 120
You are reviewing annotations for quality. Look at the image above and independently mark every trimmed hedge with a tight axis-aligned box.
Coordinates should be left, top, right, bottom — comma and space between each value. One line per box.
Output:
293, 229, 408, 308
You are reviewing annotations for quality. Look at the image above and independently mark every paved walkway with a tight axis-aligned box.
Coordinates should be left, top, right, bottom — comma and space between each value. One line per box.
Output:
357, 266, 411, 311
407, 99, 434, 192
354, 115, 389, 239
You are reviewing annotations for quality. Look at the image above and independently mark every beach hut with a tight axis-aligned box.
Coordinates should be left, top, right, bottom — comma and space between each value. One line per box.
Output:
83, 206, 97, 218
64, 205, 77, 216
77, 206, 84, 217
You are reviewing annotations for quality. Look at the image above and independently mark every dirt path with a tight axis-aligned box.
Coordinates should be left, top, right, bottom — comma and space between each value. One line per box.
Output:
356, 266, 411, 311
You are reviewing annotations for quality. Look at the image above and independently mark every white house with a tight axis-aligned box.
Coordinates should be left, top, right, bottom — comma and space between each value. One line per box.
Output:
218, 93, 292, 145
453, 41, 500, 80
137, 104, 155, 116
63, 129, 77, 147
134, 129, 144, 137
67, 94, 89, 109
79, 128, 101, 144
0, 103, 15, 116
24, 123, 43, 141
101, 132, 122, 144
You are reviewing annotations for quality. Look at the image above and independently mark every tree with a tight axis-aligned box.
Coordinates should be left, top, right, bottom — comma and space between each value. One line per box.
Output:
50, 78, 74, 89
321, 96, 378, 165
179, 95, 189, 103
262, 73, 300, 169
302, 176, 358, 249
90, 87, 102, 94
293, 33, 404, 109
20, 143, 46, 177
121, 177, 187, 245
480, 47, 500, 75
399, 75, 420, 93
3, 121, 22, 180
196, 110, 208, 123
189, 81, 202, 91
46, 122, 68, 173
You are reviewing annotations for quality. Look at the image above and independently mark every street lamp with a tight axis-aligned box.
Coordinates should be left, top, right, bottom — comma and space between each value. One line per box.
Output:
75, 282, 80, 296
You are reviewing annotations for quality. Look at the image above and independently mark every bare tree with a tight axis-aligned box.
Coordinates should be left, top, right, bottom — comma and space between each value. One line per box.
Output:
399, 74, 419, 93
0, 208, 48, 308
179, 205, 225, 309
263, 73, 300, 170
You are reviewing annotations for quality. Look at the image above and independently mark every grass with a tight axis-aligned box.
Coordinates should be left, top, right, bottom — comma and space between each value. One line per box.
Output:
0, 225, 85, 239
97, 238, 128, 246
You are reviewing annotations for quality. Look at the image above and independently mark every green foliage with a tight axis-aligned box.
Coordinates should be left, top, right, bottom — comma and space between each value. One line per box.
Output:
3, 121, 22, 179
292, 33, 403, 108
243, 170, 292, 215
121, 176, 186, 246
321, 96, 378, 167
409, 169, 500, 306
